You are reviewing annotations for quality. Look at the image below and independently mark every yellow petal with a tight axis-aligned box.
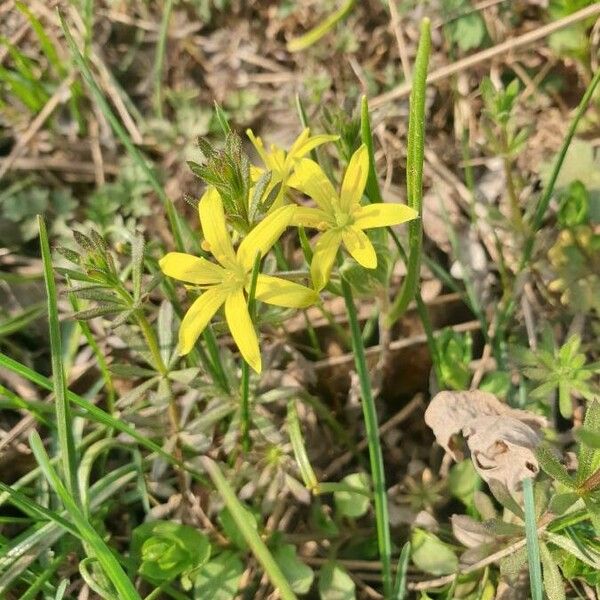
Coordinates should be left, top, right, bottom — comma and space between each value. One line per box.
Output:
246, 129, 270, 167
224, 288, 261, 373
290, 206, 331, 230
159, 252, 225, 285
178, 286, 228, 355
236, 205, 295, 271
253, 274, 319, 308
353, 203, 418, 229
198, 187, 236, 267
340, 145, 369, 212
288, 129, 338, 160
287, 158, 337, 214
287, 128, 310, 158
342, 226, 377, 269
310, 229, 342, 291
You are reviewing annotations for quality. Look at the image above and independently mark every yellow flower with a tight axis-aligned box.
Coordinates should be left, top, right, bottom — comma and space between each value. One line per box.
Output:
160, 188, 319, 373
288, 144, 418, 291
247, 128, 338, 210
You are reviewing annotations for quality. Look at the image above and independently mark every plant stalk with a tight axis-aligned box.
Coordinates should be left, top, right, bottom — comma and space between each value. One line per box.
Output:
340, 277, 392, 598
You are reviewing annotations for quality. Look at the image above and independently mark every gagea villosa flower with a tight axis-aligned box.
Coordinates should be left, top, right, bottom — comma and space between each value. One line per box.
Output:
288, 144, 418, 290
246, 127, 338, 209
160, 188, 318, 373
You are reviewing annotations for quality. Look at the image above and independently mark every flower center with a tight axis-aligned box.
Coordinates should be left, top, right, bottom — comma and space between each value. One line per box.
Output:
333, 207, 352, 229
223, 264, 247, 289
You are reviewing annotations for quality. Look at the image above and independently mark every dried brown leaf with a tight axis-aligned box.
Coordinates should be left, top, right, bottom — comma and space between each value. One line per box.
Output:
425, 391, 547, 491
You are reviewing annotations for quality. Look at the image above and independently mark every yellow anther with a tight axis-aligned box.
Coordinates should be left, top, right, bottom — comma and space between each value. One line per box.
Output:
201, 240, 211, 252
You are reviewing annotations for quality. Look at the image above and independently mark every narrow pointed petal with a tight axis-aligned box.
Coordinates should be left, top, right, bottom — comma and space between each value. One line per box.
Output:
160, 252, 225, 285
342, 226, 377, 269
237, 205, 295, 271
310, 229, 342, 291
225, 288, 261, 373
246, 129, 270, 167
198, 187, 236, 267
353, 203, 418, 229
340, 145, 369, 211
290, 206, 331, 230
178, 286, 228, 355
289, 130, 339, 159
287, 128, 311, 157
253, 274, 319, 308
287, 158, 337, 213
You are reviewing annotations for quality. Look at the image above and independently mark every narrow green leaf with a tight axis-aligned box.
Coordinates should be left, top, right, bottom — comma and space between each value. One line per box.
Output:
539, 542, 566, 600
0, 302, 45, 337
38, 216, 79, 500
287, 400, 319, 493
214, 101, 232, 135
387, 18, 431, 326
536, 444, 575, 488
15, 2, 63, 74
392, 541, 411, 600
29, 431, 142, 600
360, 95, 383, 203
287, 0, 357, 52
131, 235, 145, 303
201, 457, 297, 600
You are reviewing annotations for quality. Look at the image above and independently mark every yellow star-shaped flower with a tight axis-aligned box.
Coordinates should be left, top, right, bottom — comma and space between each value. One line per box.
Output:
288, 144, 418, 291
160, 188, 319, 372
247, 127, 338, 210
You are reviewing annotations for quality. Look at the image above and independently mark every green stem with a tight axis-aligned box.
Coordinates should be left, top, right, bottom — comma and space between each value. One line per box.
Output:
340, 277, 392, 598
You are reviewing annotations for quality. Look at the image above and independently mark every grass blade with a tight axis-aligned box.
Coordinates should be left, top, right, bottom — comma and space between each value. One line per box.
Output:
523, 477, 543, 600
287, 0, 356, 52
0, 351, 206, 484
201, 456, 298, 600
38, 215, 79, 500
392, 541, 411, 600
29, 431, 142, 600
287, 400, 319, 493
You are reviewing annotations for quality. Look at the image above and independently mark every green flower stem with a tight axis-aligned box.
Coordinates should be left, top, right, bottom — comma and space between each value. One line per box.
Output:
340, 277, 392, 598
134, 310, 187, 494
387, 18, 431, 327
